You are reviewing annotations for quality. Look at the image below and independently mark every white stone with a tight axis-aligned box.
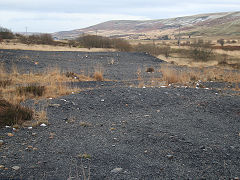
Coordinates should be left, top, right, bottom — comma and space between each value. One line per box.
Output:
12, 166, 20, 170
111, 168, 123, 173
0, 140, 4, 145
40, 123, 47, 127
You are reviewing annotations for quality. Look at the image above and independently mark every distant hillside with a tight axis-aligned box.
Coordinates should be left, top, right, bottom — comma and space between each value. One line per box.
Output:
53, 11, 240, 40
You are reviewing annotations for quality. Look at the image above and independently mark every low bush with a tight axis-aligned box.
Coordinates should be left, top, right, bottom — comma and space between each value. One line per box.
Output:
0, 99, 33, 127
17, 84, 45, 97
190, 41, 214, 62
133, 43, 171, 57
112, 38, 132, 51
146, 67, 154, 73
0, 27, 14, 39
19, 34, 54, 45
75, 35, 132, 51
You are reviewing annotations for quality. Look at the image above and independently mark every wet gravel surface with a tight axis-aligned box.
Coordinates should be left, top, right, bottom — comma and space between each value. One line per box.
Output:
0, 49, 240, 179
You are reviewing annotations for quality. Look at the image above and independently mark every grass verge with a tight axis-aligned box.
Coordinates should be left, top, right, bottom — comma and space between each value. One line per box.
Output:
159, 64, 240, 89
0, 64, 103, 127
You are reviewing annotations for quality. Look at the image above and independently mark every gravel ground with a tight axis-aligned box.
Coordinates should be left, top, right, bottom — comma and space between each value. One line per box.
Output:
0, 49, 240, 179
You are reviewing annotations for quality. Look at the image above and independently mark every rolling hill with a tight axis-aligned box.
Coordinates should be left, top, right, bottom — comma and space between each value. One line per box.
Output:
53, 11, 240, 40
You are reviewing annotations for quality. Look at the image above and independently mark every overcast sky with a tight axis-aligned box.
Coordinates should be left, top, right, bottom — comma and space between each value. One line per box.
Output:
0, 0, 240, 33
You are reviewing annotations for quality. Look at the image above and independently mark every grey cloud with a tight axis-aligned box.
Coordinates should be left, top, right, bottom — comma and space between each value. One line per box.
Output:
2, 0, 238, 14
0, 0, 239, 32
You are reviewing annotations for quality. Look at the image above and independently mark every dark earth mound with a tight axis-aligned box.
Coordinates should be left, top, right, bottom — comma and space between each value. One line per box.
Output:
0, 49, 239, 179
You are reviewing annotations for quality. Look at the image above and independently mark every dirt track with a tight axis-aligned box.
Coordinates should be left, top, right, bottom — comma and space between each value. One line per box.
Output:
0, 49, 240, 179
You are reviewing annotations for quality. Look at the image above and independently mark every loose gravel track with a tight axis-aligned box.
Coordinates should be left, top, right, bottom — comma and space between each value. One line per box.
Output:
0, 49, 239, 179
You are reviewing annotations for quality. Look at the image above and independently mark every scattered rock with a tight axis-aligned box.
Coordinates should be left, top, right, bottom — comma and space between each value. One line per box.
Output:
0, 140, 4, 145
49, 104, 61, 108
167, 155, 174, 159
7, 133, 14, 137
40, 123, 47, 127
12, 166, 20, 171
111, 168, 123, 173
49, 133, 55, 139
26, 146, 33, 151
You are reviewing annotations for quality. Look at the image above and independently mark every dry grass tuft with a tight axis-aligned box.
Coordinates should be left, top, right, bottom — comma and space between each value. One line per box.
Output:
0, 64, 93, 103
160, 65, 190, 84
159, 64, 240, 88
17, 84, 45, 97
137, 68, 145, 88
34, 109, 48, 125
0, 99, 33, 127
93, 71, 104, 81
0, 64, 105, 127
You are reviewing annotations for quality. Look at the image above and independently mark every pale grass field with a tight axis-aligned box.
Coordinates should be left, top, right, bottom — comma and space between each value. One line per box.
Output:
157, 54, 219, 67
159, 64, 240, 89
0, 63, 105, 126
0, 42, 115, 52
0, 64, 102, 104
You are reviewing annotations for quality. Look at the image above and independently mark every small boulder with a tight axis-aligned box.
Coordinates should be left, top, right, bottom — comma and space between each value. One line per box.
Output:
12, 166, 20, 171
111, 168, 123, 173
